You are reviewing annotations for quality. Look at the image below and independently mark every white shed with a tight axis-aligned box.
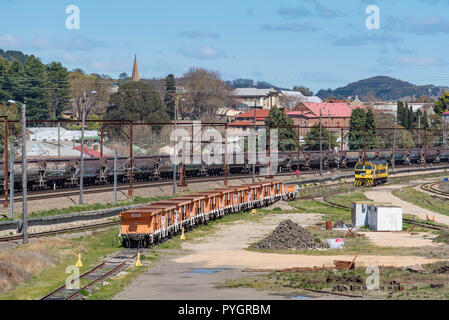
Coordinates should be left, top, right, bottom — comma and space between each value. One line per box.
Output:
367, 205, 402, 231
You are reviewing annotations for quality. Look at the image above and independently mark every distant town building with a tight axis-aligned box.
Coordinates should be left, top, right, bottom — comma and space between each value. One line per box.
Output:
287, 102, 358, 138
442, 110, 449, 123
229, 88, 322, 110
28, 127, 99, 143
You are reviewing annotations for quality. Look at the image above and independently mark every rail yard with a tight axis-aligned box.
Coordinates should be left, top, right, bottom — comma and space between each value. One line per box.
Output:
4, 1, 449, 315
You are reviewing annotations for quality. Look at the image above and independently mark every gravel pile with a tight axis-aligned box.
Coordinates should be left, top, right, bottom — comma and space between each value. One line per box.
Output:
252, 219, 322, 250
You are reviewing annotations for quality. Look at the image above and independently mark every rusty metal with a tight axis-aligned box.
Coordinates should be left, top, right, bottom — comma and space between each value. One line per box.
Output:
128, 121, 133, 196
340, 128, 343, 152
3, 116, 8, 208
224, 122, 228, 186
100, 125, 104, 157
363, 127, 367, 162
177, 162, 187, 187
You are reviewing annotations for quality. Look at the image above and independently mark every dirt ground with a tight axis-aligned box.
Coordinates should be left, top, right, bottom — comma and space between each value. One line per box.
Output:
359, 231, 440, 248
115, 210, 445, 300
174, 213, 444, 269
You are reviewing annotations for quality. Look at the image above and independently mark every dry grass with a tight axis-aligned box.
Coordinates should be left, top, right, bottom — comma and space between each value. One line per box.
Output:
0, 238, 72, 293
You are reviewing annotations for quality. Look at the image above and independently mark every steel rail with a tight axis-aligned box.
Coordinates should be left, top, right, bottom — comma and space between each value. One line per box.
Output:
0, 220, 119, 243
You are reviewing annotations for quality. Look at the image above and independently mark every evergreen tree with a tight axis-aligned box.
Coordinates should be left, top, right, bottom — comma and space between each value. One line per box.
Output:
7, 60, 23, 101
408, 104, 414, 129
365, 108, 378, 148
402, 103, 409, 129
21, 55, 50, 119
304, 123, 337, 150
0, 58, 11, 102
264, 106, 297, 151
47, 61, 71, 119
422, 111, 429, 129
105, 81, 170, 125
348, 108, 366, 150
163, 74, 176, 120
396, 101, 403, 126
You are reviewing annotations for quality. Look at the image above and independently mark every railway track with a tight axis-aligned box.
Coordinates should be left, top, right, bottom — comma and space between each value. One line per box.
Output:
40, 250, 138, 300
0, 220, 119, 243
420, 181, 449, 199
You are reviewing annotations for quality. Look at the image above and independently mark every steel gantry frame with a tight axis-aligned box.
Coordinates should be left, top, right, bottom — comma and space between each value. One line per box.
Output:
0, 119, 445, 205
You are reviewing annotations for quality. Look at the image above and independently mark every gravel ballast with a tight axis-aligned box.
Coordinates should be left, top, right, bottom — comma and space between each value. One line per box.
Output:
252, 219, 322, 250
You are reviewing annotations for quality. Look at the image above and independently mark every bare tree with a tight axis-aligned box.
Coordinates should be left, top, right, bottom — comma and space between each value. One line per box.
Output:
70, 72, 115, 119
177, 67, 230, 120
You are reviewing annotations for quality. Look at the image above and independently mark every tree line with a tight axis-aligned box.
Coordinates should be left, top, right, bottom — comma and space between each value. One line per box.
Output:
0, 55, 71, 120
396, 101, 428, 130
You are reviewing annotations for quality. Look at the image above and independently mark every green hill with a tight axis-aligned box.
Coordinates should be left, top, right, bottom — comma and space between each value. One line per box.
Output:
317, 76, 447, 101
0, 49, 29, 63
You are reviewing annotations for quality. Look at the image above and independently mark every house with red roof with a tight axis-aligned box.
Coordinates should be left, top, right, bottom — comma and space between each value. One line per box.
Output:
73, 145, 102, 158
287, 102, 362, 138
442, 110, 449, 123
228, 109, 271, 135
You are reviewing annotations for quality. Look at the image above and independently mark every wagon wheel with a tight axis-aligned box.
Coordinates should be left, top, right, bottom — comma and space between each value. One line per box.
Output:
122, 238, 130, 248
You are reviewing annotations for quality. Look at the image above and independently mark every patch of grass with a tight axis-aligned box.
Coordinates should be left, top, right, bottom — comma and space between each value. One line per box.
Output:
221, 260, 449, 300
387, 170, 448, 185
0, 226, 123, 300
393, 187, 449, 218
87, 251, 161, 300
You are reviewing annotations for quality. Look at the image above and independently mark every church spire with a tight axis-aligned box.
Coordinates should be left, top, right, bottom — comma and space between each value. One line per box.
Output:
131, 54, 139, 82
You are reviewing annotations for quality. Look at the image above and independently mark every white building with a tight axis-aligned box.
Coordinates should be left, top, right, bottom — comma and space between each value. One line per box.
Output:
28, 127, 99, 143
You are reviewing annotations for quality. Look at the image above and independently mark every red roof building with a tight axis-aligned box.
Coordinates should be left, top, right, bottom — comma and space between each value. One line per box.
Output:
287, 102, 362, 137
73, 145, 102, 158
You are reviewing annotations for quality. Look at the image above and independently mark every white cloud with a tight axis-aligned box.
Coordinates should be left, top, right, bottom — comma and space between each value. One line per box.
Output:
0, 33, 21, 47
179, 45, 226, 59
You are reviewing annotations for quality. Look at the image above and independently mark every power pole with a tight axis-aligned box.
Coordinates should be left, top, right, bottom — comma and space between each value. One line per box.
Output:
21, 103, 28, 244
79, 91, 86, 204
113, 147, 118, 205
328, 111, 331, 151
252, 101, 256, 183
319, 109, 323, 176
392, 122, 396, 171
173, 95, 178, 196
57, 121, 61, 157
9, 146, 14, 219
418, 115, 421, 147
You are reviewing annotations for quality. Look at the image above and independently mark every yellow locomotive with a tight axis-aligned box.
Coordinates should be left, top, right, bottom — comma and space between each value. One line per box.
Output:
354, 160, 388, 187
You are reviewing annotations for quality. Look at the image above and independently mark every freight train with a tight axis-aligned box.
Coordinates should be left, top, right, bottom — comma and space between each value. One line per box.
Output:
119, 181, 297, 248
0, 147, 448, 192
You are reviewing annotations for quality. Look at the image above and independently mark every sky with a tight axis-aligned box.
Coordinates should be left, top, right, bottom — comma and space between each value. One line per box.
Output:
1, 0, 449, 93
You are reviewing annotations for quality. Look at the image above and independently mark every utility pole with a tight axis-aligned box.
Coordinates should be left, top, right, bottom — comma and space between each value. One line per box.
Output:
3, 116, 8, 208
252, 101, 256, 183
79, 91, 86, 205
57, 121, 61, 157
392, 122, 396, 172
418, 115, 421, 148
113, 147, 117, 205
21, 103, 28, 244
9, 146, 14, 219
328, 110, 331, 151
319, 109, 323, 176
173, 95, 178, 196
